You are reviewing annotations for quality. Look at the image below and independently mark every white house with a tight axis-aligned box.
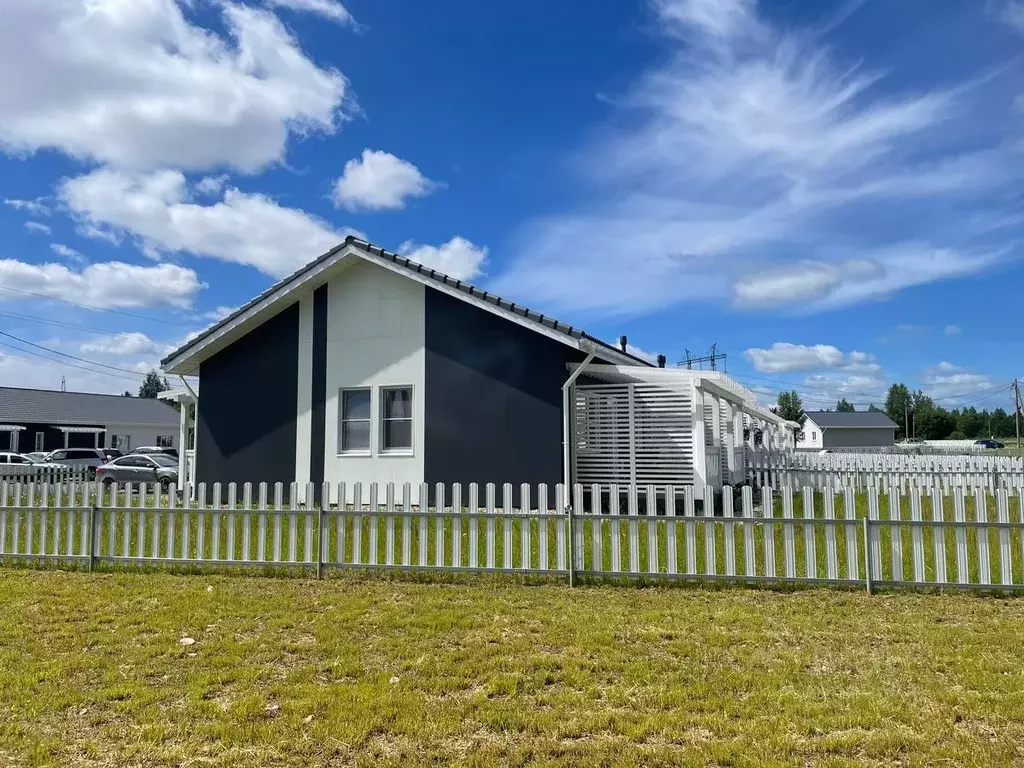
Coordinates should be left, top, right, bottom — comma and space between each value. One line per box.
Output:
797, 411, 898, 450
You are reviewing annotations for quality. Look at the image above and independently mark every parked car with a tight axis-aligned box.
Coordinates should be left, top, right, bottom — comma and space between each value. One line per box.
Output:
0, 451, 55, 466
101, 448, 124, 462
96, 453, 179, 489
23, 451, 49, 463
129, 446, 179, 458
974, 439, 1006, 449
42, 447, 107, 476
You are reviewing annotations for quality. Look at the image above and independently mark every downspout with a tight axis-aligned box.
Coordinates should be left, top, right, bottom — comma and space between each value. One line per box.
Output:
562, 350, 596, 587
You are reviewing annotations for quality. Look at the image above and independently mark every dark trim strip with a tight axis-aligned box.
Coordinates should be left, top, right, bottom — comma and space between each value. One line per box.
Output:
310, 285, 328, 486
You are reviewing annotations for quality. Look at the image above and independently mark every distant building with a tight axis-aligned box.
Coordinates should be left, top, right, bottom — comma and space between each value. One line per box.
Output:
797, 410, 898, 450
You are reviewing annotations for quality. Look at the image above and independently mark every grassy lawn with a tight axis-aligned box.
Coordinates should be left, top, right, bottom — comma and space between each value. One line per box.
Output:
3, 571, 1024, 766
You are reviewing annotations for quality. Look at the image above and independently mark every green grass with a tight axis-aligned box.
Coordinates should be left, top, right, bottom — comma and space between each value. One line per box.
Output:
3, 571, 1024, 766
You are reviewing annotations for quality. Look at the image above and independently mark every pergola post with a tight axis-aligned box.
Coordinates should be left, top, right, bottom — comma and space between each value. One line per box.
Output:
693, 385, 707, 496
177, 401, 190, 492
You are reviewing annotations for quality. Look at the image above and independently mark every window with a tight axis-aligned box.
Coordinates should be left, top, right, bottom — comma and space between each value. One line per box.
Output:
156, 435, 173, 448
8, 454, 29, 464
797, 431, 805, 442
811, 431, 817, 441
49, 450, 67, 461
34, 431, 44, 451
380, 387, 413, 452
111, 434, 130, 451
339, 388, 371, 453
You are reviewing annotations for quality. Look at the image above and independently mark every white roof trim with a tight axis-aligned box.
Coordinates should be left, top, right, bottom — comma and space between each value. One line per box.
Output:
164, 243, 643, 375
56, 426, 106, 434
0, 425, 26, 431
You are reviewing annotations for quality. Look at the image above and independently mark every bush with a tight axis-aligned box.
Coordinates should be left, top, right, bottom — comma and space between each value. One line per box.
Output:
949, 430, 966, 440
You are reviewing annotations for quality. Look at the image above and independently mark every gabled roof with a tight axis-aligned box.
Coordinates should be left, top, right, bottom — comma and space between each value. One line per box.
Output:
0, 386, 179, 427
162, 236, 652, 375
804, 411, 898, 429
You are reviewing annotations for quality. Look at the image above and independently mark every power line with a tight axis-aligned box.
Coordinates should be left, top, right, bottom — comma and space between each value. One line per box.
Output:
0, 309, 177, 345
0, 340, 144, 384
0, 330, 151, 376
0, 284, 192, 328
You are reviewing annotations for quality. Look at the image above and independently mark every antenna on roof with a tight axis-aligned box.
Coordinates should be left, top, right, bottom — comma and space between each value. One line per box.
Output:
61, 376, 66, 392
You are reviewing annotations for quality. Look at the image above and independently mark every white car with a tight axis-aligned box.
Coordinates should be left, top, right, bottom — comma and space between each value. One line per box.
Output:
41, 448, 105, 475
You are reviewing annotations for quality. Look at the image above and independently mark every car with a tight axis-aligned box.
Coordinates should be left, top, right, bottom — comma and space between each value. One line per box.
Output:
23, 451, 49, 463
42, 447, 107, 476
129, 446, 179, 458
96, 453, 179, 489
974, 439, 1006, 449
100, 448, 124, 462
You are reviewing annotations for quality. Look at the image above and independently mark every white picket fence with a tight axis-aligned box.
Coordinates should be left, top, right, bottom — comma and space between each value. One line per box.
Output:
3, 478, 1024, 593
750, 451, 1024, 491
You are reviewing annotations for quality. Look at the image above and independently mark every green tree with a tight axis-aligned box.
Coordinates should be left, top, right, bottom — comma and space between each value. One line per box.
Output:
836, 398, 855, 412
885, 383, 912, 440
138, 370, 169, 399
867, 403, 882, 413
774, 390, 805, 423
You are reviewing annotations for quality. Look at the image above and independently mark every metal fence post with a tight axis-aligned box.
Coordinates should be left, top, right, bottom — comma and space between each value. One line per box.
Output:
862, 516, 872, 595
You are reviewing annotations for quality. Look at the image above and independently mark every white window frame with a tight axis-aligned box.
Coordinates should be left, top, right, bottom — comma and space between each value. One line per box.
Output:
338, 387, 372, 455
111, 434, 131, 451
34, 431, 44, 452
156, 435, 174, 448
379, 385, 414, 455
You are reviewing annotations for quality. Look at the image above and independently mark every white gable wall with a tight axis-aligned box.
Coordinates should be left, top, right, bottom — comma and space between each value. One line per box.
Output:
796, 416, 824, 450
104, 422, 179, 451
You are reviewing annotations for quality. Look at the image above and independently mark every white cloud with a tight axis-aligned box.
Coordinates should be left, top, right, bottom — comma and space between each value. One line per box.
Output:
1000, 1, 1024, 32
49, 243, 83, 262
203, 306, 238, 322
4, 197, 50, 216
398, 236, 488, 281
333, 150, 436, 211
0, 350, 145, 394
265, 0, 356, 26
195, 175, 229, 196
80, 332, 165, 357
944, 324, 962, 336
24, 221, 51, 235
625, 343, 659, 364
493, 0, 1019, 316
0, 259, 203, 309
0, 0, 348, 172
60, 168, 356, 278
921, 361, 998, 401
743, 342, 880, 374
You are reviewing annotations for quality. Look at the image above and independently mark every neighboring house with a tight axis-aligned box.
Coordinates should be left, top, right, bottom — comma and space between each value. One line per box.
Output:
0, 387, 180, 454
797, 411, 898, 450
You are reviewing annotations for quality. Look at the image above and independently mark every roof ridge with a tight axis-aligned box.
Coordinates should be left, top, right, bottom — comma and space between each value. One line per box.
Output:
0, 385, 143, 399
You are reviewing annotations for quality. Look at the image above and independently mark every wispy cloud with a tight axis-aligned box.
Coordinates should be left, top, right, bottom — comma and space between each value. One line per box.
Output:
493, 0, 1022, 317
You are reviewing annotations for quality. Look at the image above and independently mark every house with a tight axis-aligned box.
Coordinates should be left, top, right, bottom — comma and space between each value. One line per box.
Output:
796, 410, 898, 450
161, 236, 794, 502
0, 386, 180, 454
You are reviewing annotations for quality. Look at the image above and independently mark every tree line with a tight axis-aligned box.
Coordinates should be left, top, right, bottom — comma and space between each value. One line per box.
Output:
773, 384, 1019, 441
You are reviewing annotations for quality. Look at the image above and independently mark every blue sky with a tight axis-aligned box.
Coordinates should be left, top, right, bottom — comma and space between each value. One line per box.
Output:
0, 0, 1022, 412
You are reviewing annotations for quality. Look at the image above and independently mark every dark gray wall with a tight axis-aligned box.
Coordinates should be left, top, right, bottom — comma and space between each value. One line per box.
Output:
196, 304, 299, 488
310, 285, 328, 488
423, 289, 584, 503
822, 428, 896, 448
12, 423, 102, 453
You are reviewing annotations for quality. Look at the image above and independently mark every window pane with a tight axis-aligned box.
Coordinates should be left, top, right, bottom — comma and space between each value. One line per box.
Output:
342, 389, 371, 420
383, 388, 412, 419
341, 420, 370, 451
382, 419, 412, 450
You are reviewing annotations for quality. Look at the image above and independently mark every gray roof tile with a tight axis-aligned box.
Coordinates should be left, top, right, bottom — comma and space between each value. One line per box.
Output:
804, 411, 898, 428
0, 387, 179, 427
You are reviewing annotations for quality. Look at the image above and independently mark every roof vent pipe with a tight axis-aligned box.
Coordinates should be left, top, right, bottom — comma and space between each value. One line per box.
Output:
619, 335, 627, 352
657, 354, 666, 368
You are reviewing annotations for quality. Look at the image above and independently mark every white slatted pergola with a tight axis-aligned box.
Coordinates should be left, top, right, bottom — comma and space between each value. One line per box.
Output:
568, 364, 797, 499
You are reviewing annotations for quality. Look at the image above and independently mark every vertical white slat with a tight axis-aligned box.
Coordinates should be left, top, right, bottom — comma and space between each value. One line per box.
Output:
997, 489, 1011, 586
485, 483, 496, 569
887, 487, 902, 583
627, 485, 640, 574
609, 484, 622, 574
502, 483, 513, 570
242, 483, 253, 562
352, 482, 363, 566
782, 487, 796, 579
146, 483, 159, 560
0, 481, 8, 557
573, 484, 585, 574
823, 487, 837, 581
722, 487, 736, 577
335, 482, 347, 566
196, 482, 208, 562
953, 487, 968, 584
385, 482, 396, 567
401, 482, 411, 568
417, 482, 429, 567
554, 484, 566, 572
257, 483, 268, 562
37, 483, 48, 558
931, 486, 946, 585
53, 482, 63, 557
802, 487, 817, 580
120, 482, 132, 559
85, 483, 97, 560
536, 484, 548, 571
319, 481, 331, 565
212, 483, 223, 561
101, 482, 113, 558
684, 486, 696, 576
304, 482, 315, 564
368, 483, 380, 567
23, 482, 36, 559
288, 481, 299, 563
975, 487, 991, 586
467, 483, 479, 568
136, 483, 147, 559
910, 487, 925, 584
703, 485, 716, 576
646, 485, 659, 575
590, 483, 603, 574
226, 483, 237, 562
519, 483, 530, 571
742, 486, 755, 578
9, 481, 22, 556
271, 482, 283, 563
451, 483, 462, 568
763, 487, 776, 579
666, 486, 678, 577
166, 482, 177, 559
435, 483, 446, 568
842, 489, 857, 581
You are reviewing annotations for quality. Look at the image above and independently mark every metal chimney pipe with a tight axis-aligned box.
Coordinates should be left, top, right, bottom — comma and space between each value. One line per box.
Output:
619, 335, 628, 352
657, 354, 666, 368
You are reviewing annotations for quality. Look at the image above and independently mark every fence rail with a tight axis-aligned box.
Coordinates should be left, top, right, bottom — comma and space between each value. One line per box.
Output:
3, 478, 1024, 594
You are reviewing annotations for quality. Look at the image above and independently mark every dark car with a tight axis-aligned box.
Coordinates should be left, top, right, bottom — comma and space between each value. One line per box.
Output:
974, 439, 1006, 449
